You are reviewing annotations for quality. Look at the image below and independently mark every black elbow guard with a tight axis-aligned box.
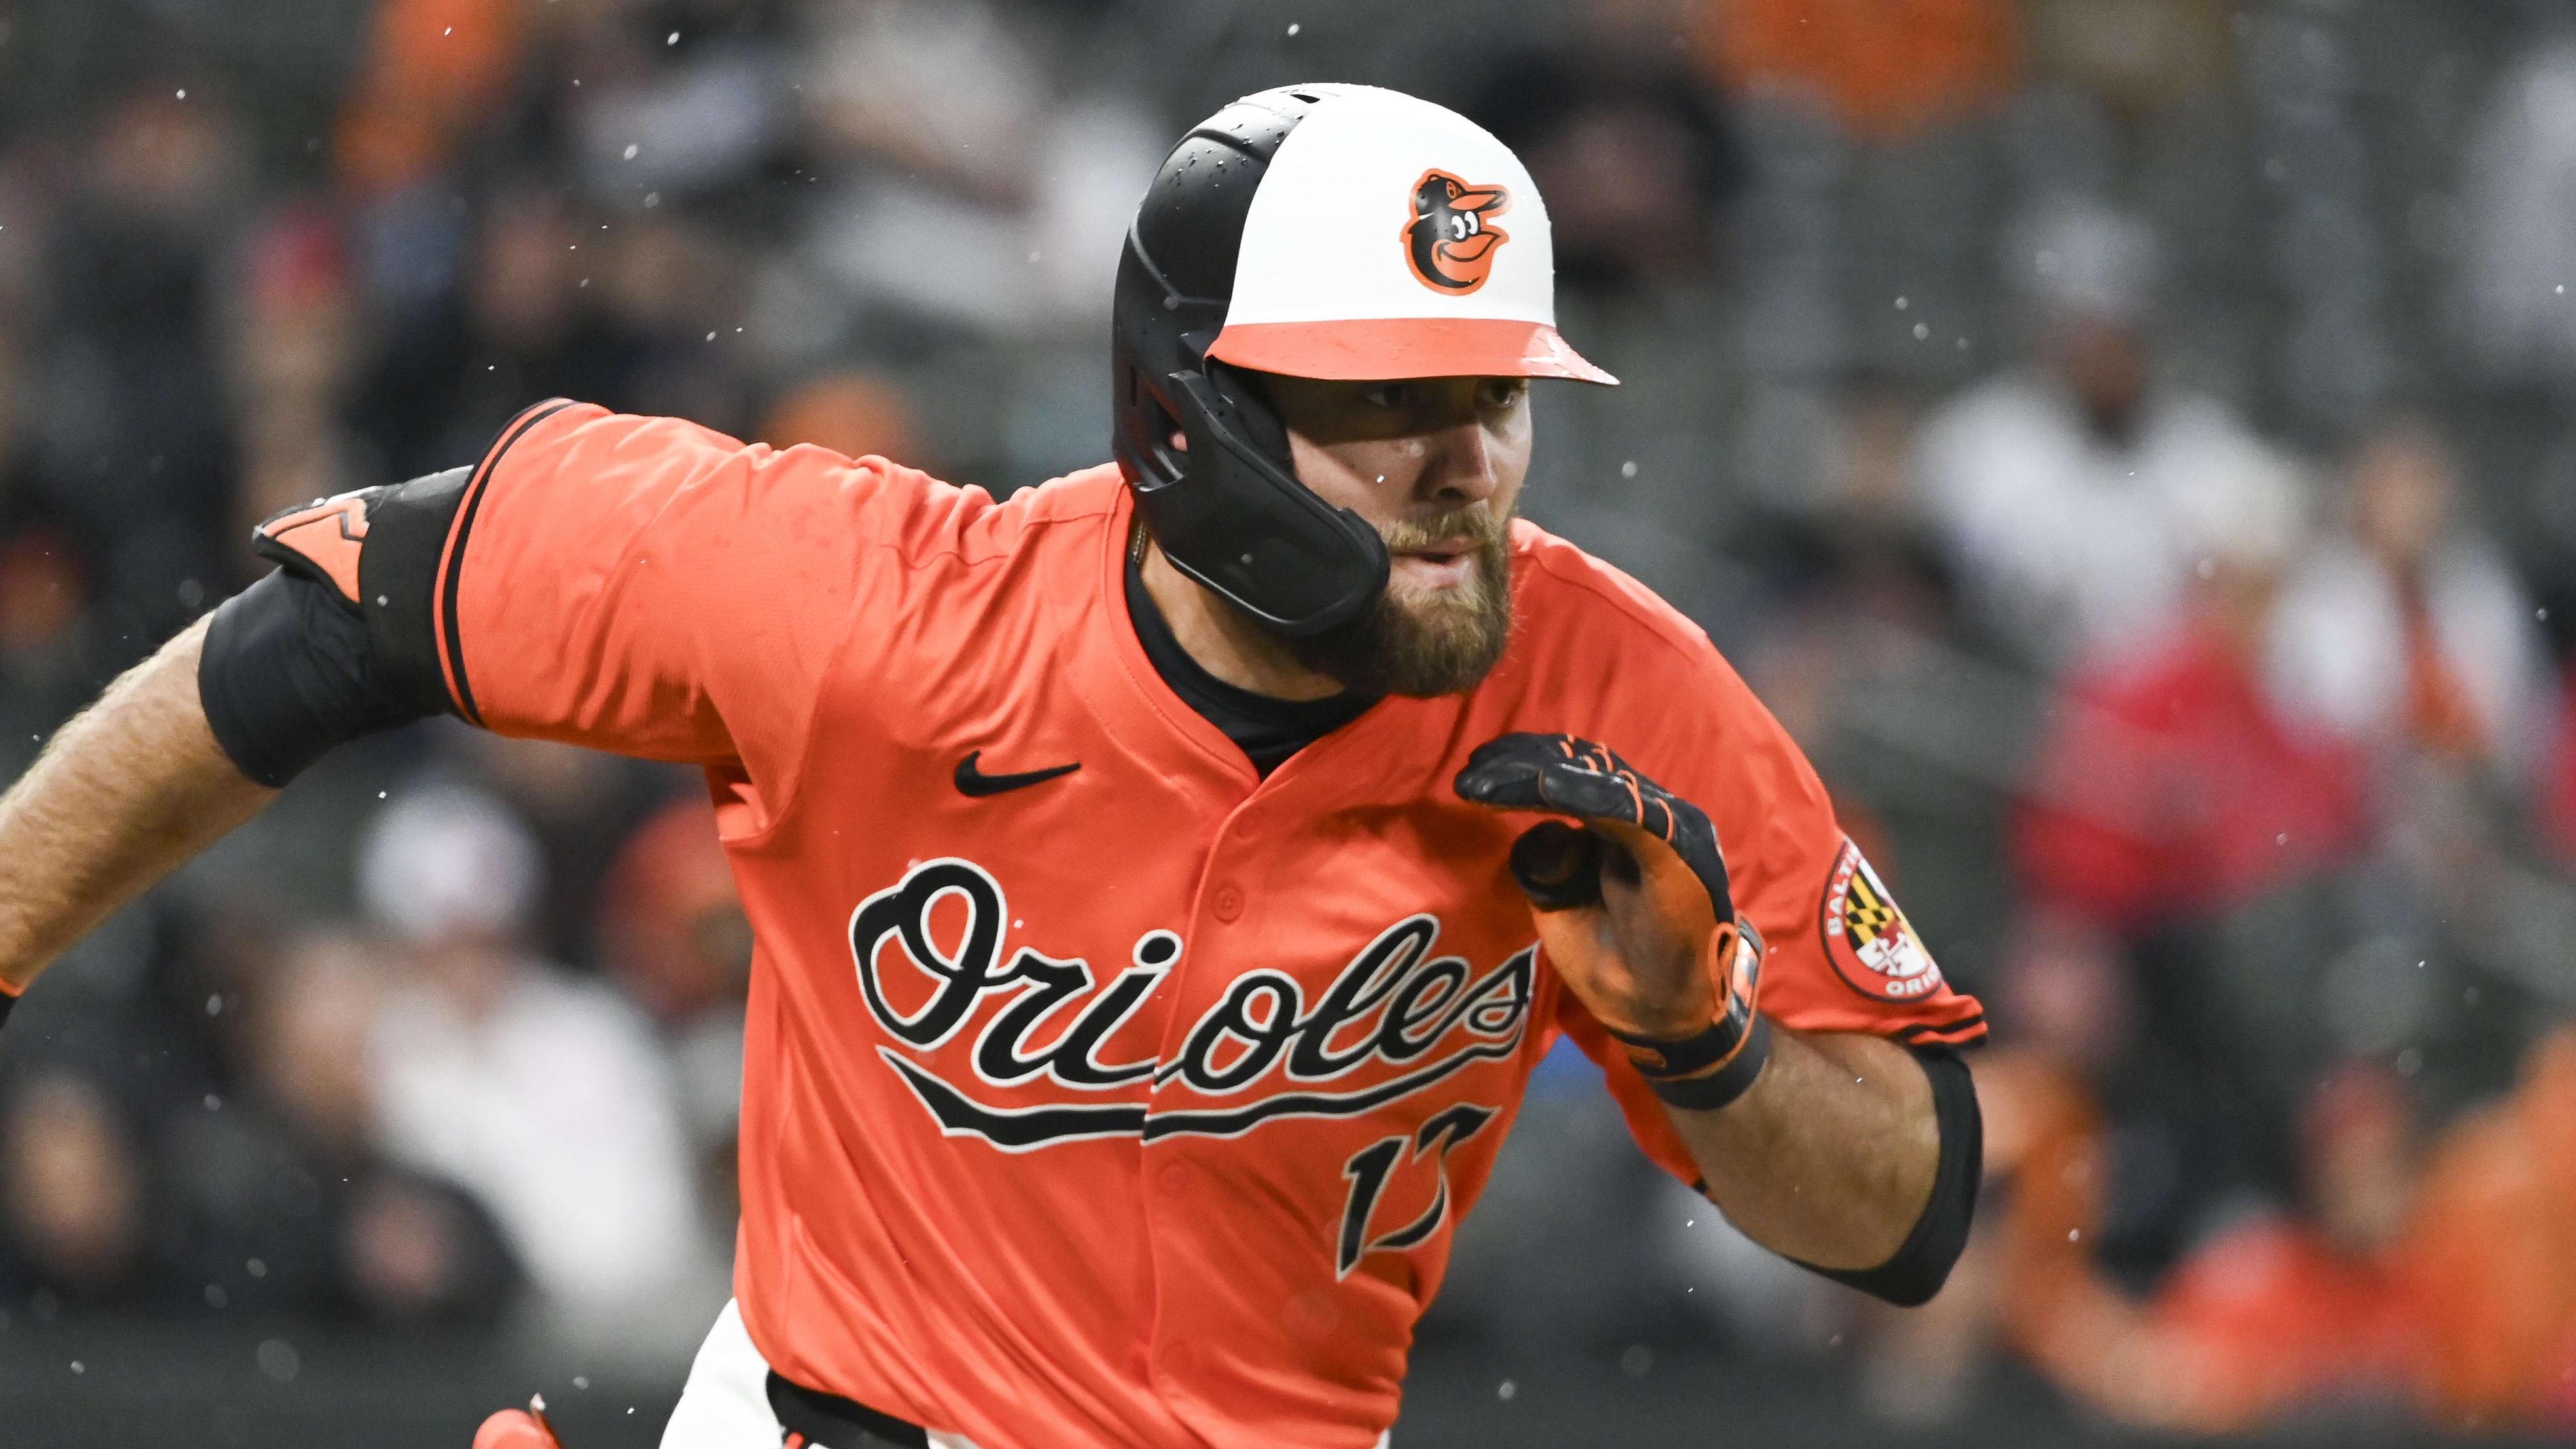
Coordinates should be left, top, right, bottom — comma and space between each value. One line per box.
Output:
198, 469, 469, 786
1793, 1046, 1982, 1307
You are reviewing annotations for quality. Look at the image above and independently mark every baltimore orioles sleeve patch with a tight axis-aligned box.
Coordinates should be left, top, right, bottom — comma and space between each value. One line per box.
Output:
1820, 837, 1948, 1006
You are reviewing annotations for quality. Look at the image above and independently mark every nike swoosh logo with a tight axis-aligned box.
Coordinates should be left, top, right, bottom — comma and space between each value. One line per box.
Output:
954, 750, 1081, 798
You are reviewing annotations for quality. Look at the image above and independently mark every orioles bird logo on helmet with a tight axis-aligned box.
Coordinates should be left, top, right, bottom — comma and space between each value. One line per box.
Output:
1403, 169, 1512, 295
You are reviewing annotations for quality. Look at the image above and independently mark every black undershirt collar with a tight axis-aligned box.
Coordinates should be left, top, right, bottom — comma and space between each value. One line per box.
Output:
1124, 552, 1376, 776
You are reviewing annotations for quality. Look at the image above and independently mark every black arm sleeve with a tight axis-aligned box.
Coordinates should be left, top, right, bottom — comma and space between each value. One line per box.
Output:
1790, 1046, 1982, 1307
197, 466, 471, 787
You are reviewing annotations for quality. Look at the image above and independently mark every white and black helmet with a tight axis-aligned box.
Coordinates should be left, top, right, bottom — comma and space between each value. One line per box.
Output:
1111, 83, 1615, 637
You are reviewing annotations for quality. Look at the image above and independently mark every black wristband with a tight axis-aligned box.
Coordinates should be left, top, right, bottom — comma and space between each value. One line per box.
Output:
1605, 1005, 1751, 1079
200, 571, 438, 787
1640, 1015, 1771, 1111
1792, 1046, 1982, 1306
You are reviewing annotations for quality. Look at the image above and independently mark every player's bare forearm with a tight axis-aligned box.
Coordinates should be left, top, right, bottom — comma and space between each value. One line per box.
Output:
0, 617, 276, 992
1666, 1025, 1937, 1270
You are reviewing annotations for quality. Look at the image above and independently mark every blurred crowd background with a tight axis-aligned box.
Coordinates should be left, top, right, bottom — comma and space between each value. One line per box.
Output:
6, 0, 2576, 1442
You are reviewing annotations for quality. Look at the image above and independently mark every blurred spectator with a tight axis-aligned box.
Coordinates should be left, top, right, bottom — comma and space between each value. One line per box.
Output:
793, 0, 1160, 335
226, 206, 372, 546
162, 929, 522, 1323
1694, 0, 2019, 141
1915, 200, 2264, 671
2455, 27, 2576, 386
449, 728, 690, 970
334, 0, 527, 198
1983, 911, 2237, 1285
2267, 417, 2558, 782
2403, 1025, 2576, 1430
1999, 1060, 2430, 1433
353, 185, 656, 478
759, 368, 921, 464
0, 325, 103, 783
2549, 671, 2576, 864
355, 783, 715, 1348
2016, 441, 2365, 928
1, 1073, 149, 1308
34, 85, 248, 635
562, 0, 790, 207
598, 797, 752, 1219
2018, 0, 2234, 115
1467, 22, 1744, 299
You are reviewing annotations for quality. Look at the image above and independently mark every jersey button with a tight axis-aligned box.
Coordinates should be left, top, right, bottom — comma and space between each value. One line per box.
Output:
1211, 884, 1244, 921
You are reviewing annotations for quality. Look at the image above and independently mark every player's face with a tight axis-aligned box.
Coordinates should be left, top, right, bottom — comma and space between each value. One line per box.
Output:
1259, 374, 1531, 697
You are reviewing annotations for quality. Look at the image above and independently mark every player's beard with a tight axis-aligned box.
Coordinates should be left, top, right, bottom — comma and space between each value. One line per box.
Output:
1289, 503, 1515, 698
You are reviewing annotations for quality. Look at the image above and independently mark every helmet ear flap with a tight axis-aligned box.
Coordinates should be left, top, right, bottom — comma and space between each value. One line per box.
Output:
1149, 366, 1389, 637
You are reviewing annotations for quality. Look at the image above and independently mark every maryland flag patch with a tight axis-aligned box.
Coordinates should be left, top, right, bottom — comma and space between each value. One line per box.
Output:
1820, 838, 1943, 1003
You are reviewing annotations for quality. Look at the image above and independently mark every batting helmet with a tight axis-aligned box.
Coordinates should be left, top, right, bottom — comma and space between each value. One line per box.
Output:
1111, 83, 1615, 638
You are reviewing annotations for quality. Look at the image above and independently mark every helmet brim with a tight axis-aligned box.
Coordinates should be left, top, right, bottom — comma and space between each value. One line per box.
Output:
1206, 317, 1617, 385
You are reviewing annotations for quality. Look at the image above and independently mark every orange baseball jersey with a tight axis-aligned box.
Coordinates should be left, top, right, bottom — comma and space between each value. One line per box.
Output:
435, 400, 1984, 1448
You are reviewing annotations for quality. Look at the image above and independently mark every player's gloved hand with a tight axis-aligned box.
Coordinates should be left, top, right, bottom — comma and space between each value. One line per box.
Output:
1455, 732, 1769, 1109
474, 1399, 565, 1449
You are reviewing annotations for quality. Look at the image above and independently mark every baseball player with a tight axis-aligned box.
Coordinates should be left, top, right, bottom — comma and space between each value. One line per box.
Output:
0, 85, 1983, 1448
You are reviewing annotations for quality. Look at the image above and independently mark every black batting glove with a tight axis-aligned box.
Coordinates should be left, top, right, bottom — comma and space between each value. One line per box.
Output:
1456, 732, 1770, 1109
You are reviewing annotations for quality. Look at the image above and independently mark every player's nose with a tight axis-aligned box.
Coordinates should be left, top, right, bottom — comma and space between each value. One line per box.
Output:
1413, 416, 1499, 507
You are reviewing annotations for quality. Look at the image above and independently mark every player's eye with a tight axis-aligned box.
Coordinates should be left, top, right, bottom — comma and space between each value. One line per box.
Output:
1476, 378, 1527, 411
1361, 383, 1415, 410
